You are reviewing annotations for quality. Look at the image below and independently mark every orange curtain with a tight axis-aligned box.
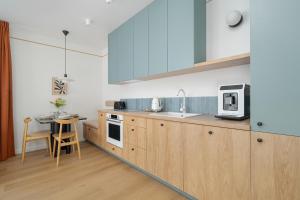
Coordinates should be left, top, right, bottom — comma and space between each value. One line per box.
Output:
0, 20, 15, 161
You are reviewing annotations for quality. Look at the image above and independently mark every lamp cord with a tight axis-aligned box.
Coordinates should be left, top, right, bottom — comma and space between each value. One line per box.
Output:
64, 34, 67, 76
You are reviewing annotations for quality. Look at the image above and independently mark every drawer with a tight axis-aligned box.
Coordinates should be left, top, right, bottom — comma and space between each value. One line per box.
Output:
87, 126, 98, 135
127, 144, 146, 170
126, 125, 147, 149
125, 116, 146, 128
105, 142, 123, 157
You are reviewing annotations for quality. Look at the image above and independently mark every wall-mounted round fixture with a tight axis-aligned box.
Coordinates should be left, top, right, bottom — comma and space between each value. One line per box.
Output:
85, 18, 92, 25
105, 0, 112, 4
226, 10, 243, 28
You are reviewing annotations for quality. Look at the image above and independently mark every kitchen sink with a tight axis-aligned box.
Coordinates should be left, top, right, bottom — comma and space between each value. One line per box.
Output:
149, 112, 201, 119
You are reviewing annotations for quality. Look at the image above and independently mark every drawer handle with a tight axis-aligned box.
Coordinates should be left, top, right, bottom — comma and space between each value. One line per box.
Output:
257, 138, 263, 143
131, 129, 135, 132
208, 131, 213, 135
257, 122, 263, 127
112, 147, 115, 151
101, 114, 103, 117
131, 119, 135, 122
131, 148, 135, 151
160, 123, 164, 127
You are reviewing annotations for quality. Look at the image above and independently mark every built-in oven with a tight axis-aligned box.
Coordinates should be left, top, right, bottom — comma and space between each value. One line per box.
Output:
106, 113, 124, 148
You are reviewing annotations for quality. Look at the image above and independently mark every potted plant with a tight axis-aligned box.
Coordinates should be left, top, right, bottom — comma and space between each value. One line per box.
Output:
50, 98, 66, 116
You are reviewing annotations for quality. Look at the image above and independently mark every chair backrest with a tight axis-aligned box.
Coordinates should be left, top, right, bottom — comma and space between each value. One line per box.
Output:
23, 117, 32, 138
54, 117, 79, 137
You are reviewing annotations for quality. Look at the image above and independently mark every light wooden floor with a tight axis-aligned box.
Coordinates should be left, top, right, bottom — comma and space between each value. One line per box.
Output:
0, 142, 186, 200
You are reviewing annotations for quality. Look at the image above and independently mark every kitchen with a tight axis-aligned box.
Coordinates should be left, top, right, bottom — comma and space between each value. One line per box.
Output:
0, 0, 299, 200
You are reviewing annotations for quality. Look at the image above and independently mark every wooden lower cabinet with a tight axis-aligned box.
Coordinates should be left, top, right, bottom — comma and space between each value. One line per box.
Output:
84, 123, 100, 145
146, 119, 183, 190
125, 144, 146, 170
183, 124, 250, 200
105, 142, 124, 157
251, 132, 300, 200
98, 112, 106, 147
126, 125, 147, 149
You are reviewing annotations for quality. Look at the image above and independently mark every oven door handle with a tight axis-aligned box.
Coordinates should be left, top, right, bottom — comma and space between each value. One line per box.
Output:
107, 119, 122, 124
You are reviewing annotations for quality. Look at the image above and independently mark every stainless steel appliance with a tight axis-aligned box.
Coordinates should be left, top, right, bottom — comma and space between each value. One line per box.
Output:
106, 113, 124, 148
215, 84, 250, 120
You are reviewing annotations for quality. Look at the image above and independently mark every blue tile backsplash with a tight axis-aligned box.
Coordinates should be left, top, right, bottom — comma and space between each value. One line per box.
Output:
121, 97, 218, 115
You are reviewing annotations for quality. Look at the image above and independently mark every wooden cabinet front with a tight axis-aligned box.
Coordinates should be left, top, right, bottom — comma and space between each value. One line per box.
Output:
98, 112, 106, 147
251, 132, 300, 200
146, 119, 183, 190
183, 124, 250, 200
84, 124, 99, 145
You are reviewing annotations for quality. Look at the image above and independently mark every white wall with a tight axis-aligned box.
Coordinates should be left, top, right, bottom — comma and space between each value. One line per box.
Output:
100, 0, 250, 105
11, 32, 102, 154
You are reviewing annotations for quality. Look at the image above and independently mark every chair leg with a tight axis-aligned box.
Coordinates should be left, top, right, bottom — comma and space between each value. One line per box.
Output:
53, 139, 57, 159
48, 137, 52, 158
72, 137, 76, 153
21, 139, 27, 162
75, 136, 81, 160
56, 139, 61, 167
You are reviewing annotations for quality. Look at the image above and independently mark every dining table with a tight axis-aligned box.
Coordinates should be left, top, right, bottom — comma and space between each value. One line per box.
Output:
35, 114, 87, 156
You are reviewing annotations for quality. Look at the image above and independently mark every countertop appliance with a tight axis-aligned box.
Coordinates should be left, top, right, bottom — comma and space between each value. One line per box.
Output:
114, 101, 126, 110
215, 84, 250, 120
151, 97, 163, 112
106, 113, 124, 148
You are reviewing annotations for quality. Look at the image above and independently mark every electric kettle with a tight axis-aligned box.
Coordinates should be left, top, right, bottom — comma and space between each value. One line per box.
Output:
151, 97, 163, 112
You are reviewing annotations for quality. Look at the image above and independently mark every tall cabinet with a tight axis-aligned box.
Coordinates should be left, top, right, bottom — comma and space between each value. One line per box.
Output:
251, 1, 300, 199
251, 0, 300, 136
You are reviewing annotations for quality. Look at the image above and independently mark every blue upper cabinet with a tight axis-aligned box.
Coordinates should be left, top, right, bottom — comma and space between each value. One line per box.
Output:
251, 0, 300, 136
134, 8, 149, 79
168, 0, 206, 72
117, 19, 134, 82
148, 0, 168, 75
107, 0, 206, 83
108, 30, 119, 84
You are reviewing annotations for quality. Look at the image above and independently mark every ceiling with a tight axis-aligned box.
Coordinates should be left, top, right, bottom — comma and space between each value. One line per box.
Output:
0, 0, 154, 53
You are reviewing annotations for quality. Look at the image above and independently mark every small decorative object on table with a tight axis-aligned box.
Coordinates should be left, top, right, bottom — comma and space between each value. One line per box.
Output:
50, 98, 66, 117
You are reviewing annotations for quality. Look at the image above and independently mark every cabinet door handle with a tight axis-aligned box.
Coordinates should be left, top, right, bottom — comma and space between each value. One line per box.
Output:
257, 122, 263, 127
131, 129, 135, 132
131, 148, 135, 151
257, 138, 263, 143
208, 131, 213, 135
131, 119, 135, 122
160, 123, 164, 127
112, 147, 115, 151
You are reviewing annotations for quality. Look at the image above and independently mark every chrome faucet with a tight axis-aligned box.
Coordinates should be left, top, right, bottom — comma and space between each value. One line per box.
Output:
177, 89, 186, 113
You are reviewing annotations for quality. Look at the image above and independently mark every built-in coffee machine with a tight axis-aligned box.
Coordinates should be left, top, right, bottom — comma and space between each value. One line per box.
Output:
215, 84, 250, 120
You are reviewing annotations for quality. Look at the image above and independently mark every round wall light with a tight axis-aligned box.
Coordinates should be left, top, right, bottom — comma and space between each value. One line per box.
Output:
226, 10, 243, 28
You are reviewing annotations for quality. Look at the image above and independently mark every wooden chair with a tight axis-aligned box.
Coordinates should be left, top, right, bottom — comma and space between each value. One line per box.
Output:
22, 117, 52, 162
53, 117, 81, 167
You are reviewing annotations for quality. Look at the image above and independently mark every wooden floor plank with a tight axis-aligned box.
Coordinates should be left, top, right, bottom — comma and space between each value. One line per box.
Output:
0, 142, 186, 200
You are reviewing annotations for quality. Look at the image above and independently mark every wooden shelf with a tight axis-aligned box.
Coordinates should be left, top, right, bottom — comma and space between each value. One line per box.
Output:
137, 53, 250, 82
